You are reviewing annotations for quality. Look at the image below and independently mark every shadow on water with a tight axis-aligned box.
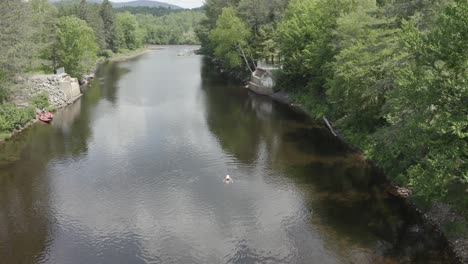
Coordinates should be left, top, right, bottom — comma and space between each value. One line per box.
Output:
0, 61, 126, 263
93, 61, 130, 104
200, 57, 451, 263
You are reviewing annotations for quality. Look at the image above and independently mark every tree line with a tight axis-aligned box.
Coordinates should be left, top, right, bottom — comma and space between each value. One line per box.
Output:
0, 0, 203, 138
196, 0, 467, 211
0, 0, 204, 81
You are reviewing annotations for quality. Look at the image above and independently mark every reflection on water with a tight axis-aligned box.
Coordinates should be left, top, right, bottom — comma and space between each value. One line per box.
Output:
0, 47, 450, 263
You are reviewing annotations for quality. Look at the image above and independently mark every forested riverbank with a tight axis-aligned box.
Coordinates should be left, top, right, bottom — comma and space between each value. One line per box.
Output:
196, 0, 467, 259
1, 45, 456, 264
0, 0, 203, 140
1, 0, 466, 261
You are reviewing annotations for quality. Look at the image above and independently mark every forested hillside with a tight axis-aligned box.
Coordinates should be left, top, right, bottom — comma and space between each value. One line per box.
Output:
49, 0, 183, 9
0, 0, 203, 139
196, 0, 467, 225
116, 7, 205, 45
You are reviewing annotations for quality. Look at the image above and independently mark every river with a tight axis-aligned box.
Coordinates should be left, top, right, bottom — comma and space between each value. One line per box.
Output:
0, 46, 450, 263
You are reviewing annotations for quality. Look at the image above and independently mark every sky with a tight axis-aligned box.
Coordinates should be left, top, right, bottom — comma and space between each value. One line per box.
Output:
111, 0, 204, 9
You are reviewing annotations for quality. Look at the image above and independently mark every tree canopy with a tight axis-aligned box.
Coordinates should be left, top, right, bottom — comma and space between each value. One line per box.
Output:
209, 7, 251, 69
55, 16, 98, 77
197, 0, 468, 212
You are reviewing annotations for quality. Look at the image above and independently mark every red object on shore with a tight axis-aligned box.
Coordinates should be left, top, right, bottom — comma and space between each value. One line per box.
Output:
38, 111, 53, 123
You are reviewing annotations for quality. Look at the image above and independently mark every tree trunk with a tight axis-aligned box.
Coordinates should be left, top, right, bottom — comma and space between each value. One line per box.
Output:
238, 44, 253, 73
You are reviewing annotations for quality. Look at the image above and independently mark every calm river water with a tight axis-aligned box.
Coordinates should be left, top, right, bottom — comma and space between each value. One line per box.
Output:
0, 46, 450, 263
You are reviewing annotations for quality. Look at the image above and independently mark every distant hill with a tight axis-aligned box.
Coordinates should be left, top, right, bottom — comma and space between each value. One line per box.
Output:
49, 0, 183, 9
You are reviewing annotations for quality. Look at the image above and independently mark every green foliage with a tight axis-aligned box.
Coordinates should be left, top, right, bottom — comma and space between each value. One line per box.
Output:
0, 103, 34, 134
0, 0, 31, 104
277, 0, 358, 87
373, 0, 468, 202
195, 19, 214, 53
291, 88, 329, 119
116, 12, 144, 50
0, 0, 35, 79
55, 16, 98, 78
100, 49, 114, 58
137, 11, 205, 45
116, 6, 181, 17
100, 0, 119, 52
78, 1, 106, 51
209, 7, 251, 68
379, 0, 449, 26
198, 0, 467, 210
45, 105, 57, 112
236, 0, 289, 37
31, 92, 49, 109
326, 1, 402, 129
56, 0, 201, 50
30, 0, 59, 73
203, 0, 240, 27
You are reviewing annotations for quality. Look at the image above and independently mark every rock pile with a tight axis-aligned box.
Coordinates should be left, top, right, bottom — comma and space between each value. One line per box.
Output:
13, 73, 86, 109
27, 74, 72, 107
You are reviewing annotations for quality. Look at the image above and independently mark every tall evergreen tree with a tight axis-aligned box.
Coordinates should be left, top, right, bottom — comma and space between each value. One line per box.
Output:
31, 0, 59, 72
100, 0, 118, 52
78, 0, 106, 51
0, 0, 34, 100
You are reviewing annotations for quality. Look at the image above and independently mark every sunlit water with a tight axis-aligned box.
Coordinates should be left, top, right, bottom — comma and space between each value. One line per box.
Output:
0, 46, 450, 263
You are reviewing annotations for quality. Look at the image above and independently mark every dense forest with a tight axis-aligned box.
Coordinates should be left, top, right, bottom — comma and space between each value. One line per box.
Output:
0, 0, 203, 139
196, 0, 467, 222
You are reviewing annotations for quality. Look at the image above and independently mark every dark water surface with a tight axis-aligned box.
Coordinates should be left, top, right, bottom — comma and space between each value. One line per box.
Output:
0, 46, 450, 263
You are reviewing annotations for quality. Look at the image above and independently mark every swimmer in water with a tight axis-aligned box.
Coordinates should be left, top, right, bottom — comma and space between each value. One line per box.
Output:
224, 175, 233, 184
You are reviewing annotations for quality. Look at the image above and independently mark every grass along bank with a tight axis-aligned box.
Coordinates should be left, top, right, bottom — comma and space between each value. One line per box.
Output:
0, 93, 50, 141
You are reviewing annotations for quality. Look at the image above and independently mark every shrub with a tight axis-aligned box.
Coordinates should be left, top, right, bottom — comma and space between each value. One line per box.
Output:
0, 103, 34, 133
45, 105, 57, 112
100, 49, 113, 58
31, 92, 49, 109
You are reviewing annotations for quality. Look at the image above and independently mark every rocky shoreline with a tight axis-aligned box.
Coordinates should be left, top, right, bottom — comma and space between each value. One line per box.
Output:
1, 74, 87, 143
24, 74, 84, 108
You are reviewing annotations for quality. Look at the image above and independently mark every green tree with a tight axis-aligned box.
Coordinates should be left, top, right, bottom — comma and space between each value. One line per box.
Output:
209, 7, 252, 69
31, 0, 59, 72
373, 0, 468, 201
326, 0, 403, 130
55, 16, 98, 78
78, 0, 106, 51
196, 0, 241, 54
0, 0, 34, 74
237, 0, 288, 35
0, 0, 34, 101
116, 12, 144, 50
100, 0, 119, 52
277, 0, 356, 86
256, 24, 278, 63
204, 0, 240, 27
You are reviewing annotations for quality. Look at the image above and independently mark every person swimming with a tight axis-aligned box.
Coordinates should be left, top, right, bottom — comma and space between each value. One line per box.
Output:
224, 175, 233, 184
